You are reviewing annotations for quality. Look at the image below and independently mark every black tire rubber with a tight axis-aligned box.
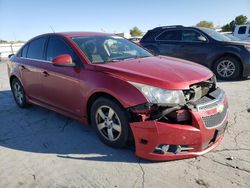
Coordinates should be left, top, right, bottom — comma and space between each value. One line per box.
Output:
90, 97, 130, 148
213, 56, 241, 80
11, 78, 29, 108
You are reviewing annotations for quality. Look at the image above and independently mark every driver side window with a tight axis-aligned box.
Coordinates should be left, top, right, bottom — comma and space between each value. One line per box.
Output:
182, 30, 202, 42
46, 36, 78, 63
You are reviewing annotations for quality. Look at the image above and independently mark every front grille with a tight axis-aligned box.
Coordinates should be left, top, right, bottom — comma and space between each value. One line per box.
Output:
202, 103, 228, 128
191, 88, 228, 128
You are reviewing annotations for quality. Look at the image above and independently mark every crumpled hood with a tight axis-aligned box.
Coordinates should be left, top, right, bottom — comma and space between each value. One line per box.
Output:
94, 56, 214, 90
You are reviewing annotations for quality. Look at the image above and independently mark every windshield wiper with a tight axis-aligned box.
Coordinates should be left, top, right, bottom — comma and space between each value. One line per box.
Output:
95, 59, 121, 64
95, 56, 150, 63
123, 55, 150, 60
139, 55, 151, 58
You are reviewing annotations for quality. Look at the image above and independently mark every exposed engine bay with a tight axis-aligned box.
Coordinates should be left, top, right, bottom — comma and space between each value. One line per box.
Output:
128, 76, 218, 124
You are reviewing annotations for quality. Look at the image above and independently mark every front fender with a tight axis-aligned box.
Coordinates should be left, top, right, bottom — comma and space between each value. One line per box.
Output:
79, 70, 148, 117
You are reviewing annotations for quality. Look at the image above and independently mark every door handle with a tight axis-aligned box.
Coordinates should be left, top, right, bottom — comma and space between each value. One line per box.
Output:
42, 71, 49, 77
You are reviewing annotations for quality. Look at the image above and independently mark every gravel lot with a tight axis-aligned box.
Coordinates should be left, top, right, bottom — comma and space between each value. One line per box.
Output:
0, 61, 249, 188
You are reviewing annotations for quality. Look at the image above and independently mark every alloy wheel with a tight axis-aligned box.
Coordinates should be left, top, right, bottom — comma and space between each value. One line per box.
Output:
216, 60, 236, 78
13, 82, 24, 105
95, 105, 122, 141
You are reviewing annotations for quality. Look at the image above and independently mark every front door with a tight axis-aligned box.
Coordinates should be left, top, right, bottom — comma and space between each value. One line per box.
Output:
40, 36, 83, 117
177, 29, 210, 65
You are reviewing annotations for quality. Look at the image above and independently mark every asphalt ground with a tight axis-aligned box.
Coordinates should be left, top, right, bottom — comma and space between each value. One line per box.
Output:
0, 61, 249, 188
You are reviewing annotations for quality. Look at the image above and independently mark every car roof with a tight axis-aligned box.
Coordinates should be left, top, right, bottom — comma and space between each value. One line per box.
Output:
23, 32, 116, 46
32, 32, 113, 40
58, 32, 113, 38
151, 25, 202, 31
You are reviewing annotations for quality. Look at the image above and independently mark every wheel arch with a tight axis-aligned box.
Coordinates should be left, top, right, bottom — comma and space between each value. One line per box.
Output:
9, 74, 20, 88
9, 74, 28, 98
86, 92, 125, 125
211, 53, 243, 74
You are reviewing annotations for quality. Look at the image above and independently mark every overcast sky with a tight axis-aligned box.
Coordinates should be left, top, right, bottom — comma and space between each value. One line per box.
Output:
0, 0, 250, 41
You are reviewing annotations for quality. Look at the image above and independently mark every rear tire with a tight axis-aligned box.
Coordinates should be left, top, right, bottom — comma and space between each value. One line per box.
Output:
11, 78, 29, 108
213, 56, 241, 80
90, 97, 130, 148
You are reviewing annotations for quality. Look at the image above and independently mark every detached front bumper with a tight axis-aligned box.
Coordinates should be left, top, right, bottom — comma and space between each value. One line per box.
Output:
130, 88, 228, 161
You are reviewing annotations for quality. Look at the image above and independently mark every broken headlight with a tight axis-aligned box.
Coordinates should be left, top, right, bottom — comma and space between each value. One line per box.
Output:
129, 81, 186, 106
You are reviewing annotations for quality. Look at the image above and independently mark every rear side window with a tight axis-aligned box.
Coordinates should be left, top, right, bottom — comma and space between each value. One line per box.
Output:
182, 30, 201, 42
156, 30, 181, 41
46, 36, 78, 62
27, 37, 47, 60
238, 26, 246, 34
21, 45, 29, 58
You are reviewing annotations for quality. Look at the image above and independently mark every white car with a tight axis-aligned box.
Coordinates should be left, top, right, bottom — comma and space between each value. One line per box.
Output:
233, 25, 250, 41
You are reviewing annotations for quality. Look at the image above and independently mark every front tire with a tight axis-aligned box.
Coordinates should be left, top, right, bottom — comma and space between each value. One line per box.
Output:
90, 97, 129, 148
11, 78, 29, 108
213, 56, 241, 80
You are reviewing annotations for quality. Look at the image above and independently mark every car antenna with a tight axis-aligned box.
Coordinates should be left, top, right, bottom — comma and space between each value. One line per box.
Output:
50, 25, 55, 33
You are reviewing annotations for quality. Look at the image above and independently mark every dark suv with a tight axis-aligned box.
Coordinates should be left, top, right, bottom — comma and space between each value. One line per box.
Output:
140, 25, 250, 80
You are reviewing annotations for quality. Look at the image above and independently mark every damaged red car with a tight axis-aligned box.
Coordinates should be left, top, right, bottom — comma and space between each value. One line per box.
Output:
8, 32, 228, 161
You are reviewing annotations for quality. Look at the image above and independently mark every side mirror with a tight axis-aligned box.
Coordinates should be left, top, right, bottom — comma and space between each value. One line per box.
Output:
52, 54, 76, 67
8, 54, 14, 59
197, 35, 207, 42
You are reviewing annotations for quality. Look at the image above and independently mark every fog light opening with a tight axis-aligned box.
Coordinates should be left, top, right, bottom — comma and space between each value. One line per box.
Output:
154, 144, 193, 154
168, 145, 182, 154
161, 145, 170, 153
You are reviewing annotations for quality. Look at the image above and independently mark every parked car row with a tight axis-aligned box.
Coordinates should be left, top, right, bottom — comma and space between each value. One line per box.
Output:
7, 29, 231, 161
140, 25, 250, 80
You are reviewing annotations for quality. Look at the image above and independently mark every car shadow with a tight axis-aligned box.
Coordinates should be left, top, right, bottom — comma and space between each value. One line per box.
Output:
0, 90, 151, 164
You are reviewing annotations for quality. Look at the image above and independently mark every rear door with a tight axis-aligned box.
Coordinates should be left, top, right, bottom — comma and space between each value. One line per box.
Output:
40, 35, 83, 116
19, 36, 48, 101
155, 29, 182, 57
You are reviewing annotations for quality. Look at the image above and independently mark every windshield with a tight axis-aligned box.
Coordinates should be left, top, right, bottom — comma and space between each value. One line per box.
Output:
199, 28, 231, 42
71, 35, 152, 64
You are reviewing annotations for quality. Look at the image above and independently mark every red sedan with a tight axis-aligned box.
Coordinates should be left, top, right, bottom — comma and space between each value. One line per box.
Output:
8, 32, 228, 161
